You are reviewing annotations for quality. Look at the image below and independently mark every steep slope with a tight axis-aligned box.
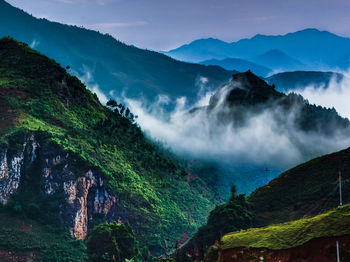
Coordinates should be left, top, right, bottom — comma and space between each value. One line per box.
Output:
177, 144, 350, 261
165, 28, 350, 71
0, 208, 87, 262
266, 71, 345, 92
0, 37, 215, 255
0, 0, 232, 104
249, 146, 350, 226
200, 58, 272, 77
204, 205, 350, 262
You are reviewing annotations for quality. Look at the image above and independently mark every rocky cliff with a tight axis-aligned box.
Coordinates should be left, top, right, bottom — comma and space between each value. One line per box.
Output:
0, 133, 120, 240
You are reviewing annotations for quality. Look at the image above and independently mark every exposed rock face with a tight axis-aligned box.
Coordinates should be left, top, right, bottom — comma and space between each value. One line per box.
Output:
0, 133, 120, 240
0, 143, 25, 204
208, 235, 350, 262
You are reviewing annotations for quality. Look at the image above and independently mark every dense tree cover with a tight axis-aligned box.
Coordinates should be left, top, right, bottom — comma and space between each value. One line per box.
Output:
0, 205, 87, 262
178, 185, 254, 261
0, 37, 215, 254
87, 222, 139, 262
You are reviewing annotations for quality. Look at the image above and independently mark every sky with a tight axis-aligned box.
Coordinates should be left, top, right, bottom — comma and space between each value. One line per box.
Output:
6, 0, 350, 51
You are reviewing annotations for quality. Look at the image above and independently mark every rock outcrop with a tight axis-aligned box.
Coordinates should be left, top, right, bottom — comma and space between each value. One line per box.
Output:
0, 133, 120, 240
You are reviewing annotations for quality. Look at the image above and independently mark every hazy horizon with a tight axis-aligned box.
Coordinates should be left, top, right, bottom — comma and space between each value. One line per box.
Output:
5, 0, 350, 51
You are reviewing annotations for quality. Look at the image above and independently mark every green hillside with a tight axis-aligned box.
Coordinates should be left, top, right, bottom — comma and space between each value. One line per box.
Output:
249, 146, 350, 226
205, 205, 350, 260
0, 0, 233, 104
0, 37, 215, 256
0, 207, 86, 262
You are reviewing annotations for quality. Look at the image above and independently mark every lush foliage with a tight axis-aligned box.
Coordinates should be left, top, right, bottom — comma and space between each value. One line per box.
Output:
0, 37, 215, 253
86, 222, 139, 262
0, 206, 87, 262
215, 204, 350, 251
178, 186, 253, 260
249, 146, 350, 227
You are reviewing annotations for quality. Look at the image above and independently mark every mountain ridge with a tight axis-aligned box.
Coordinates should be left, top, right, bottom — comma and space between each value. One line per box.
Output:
165, 28, 350, 71
0, 0, 233, 105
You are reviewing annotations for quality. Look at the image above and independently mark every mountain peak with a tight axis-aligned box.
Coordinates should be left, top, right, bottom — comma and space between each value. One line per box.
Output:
209, 71, 282, 107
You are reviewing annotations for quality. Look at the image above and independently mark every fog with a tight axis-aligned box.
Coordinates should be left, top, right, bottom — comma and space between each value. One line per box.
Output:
122, 78, 350, 171
78, 68, 350, 193
292, 72, 350, 119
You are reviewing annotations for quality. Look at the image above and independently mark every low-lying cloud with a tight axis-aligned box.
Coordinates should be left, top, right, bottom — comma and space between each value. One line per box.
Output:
291, 72, 350, 119
122, 78, 350, 171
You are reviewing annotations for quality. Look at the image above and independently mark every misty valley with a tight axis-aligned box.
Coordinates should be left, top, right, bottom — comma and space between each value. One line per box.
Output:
0, 0, 350, 261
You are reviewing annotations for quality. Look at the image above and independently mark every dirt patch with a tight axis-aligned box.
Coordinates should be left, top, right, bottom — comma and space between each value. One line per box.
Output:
213, 235, 350, 262
0, 250, 39, 262
0, 89, 27, 132
19, 223, 34, 232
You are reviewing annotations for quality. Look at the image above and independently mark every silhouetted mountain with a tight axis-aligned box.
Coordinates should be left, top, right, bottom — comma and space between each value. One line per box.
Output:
252, 49, 304, 71
267, 71, 345, 92
0, 0, 233, 105
165, 28, 350, 71
200, 57, 272, 77
194, 71, 350, 161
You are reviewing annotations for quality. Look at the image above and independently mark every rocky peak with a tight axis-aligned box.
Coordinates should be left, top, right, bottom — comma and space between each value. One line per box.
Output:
209, 71, 283, 108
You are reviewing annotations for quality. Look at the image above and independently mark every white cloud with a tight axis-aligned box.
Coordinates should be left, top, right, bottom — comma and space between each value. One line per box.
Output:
290, 72, 350, 119
123, 79, 350, 170
71, 66, 109, 104
87, 21, 148, 30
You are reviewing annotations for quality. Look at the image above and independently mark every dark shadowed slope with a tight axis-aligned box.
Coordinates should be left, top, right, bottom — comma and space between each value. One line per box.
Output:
249, 146, 350, 226
0, 0, 233, 105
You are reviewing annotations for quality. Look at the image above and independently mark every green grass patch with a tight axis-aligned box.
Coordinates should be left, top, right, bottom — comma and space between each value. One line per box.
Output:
219, 204, 350, 250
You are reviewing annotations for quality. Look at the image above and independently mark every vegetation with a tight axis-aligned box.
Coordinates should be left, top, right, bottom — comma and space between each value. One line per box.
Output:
0, 37, 215, 254
0, 206, 87, 262
178, 186, 253, 260
249, 146, 350, 226
210, 204, 350, 252
86, 222, 139, 262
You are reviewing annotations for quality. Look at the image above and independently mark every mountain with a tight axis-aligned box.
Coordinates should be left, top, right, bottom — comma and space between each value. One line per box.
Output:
165, 28, 350, 71
0, 0, 233, 105
197, 71, 350, 160
266, 71, 345, 92
0, 37, 216, 258
179, 144, 350, 261
252, 49, 304, 71
204, 205, 350, 262
200, 57, 272, 77
249, 146, 350, 227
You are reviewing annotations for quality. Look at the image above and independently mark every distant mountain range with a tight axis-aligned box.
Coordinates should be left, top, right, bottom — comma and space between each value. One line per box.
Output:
266, 71, 345, 92
0, 0, 233, 105
200, 57, 272, 77
164, 29, 350, 72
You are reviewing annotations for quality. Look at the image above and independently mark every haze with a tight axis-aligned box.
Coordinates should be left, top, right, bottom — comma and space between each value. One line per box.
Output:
6, 0, 350, 50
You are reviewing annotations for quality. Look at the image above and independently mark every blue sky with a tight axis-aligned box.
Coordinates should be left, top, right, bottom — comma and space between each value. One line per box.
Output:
6, 0, 350, 50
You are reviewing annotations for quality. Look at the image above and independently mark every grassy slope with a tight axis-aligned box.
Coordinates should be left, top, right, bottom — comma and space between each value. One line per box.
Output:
218, 204, 350, 251
248, 147, 350, 226
0, 0, 233, 103
0, 37, 214, 251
